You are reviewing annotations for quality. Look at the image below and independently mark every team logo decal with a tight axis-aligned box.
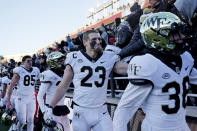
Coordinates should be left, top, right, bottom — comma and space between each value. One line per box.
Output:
74, 112, 80, 118
77, 59, 83, 63
129, 64, 141, 75
162, 73, 170, 79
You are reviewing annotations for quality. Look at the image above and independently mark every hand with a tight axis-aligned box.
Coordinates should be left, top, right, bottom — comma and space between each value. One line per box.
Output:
6, 100, 11, 109
169, 32, 185, 44
44, 107, 53, 123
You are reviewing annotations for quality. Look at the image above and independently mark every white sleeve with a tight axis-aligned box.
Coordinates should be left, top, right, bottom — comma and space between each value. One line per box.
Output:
189, 68, 197, 85
2, 78, 10, 86
40, 72, 51, 83
64, 52, 76, 67
127, 55, 157, 83
13, 67, 21, 75
37, 83, 50, 113
113, 82, 152, 131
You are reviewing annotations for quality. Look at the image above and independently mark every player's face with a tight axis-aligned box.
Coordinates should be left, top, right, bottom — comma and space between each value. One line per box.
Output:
23, 58, 32, 69
87, 33, 103, 53
59, 57, 65, 65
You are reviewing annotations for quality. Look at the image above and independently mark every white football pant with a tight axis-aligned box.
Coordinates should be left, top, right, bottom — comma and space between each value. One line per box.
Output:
15, 95, 36, 131
72, 105, 113, 131
141, 118, 191, 131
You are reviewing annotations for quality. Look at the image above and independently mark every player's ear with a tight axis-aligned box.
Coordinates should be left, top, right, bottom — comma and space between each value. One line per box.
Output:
83, 39, 88, 47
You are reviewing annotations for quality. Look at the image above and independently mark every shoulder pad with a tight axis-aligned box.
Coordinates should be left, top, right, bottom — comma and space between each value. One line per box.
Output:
64, 51, 79, 68
128, 54, 158, 81
34, 67, 40, 74
13, 67, 22, 75
2, 77, 9, 84
103, 51, 120, 62
40, 71, 51, 83
181, 51, 194, 63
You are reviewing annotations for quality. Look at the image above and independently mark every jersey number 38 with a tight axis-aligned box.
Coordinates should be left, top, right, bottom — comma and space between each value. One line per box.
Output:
162, 77, 189, 114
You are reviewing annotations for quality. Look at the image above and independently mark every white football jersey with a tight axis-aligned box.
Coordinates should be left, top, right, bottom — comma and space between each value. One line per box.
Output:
65, 50, 119, 108
13, 66, 40, 96
1, 76, 11, 99
128, 51, 197, 128
40, 70, 64, 105
2, 76, 10, 86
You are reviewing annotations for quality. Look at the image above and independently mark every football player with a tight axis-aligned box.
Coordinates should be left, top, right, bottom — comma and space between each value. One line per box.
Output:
0, 68, 10, 107
37, 51, 71, 131
9, 66, 18, 109
6, 55, 40, 131
44, 30, 128, 131
113, 12, 197, 131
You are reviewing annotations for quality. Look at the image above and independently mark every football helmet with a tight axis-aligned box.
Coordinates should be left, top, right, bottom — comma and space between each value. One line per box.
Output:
0, 106, 6, 116
42, 120, 64, 131
140, 12, 189, 55
47, 52, 65, 69
1, 109, 16, 126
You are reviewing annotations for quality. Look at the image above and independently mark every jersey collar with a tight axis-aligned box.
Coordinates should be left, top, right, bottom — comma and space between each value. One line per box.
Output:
80, 50, 103, 63
21, 66, 33, 73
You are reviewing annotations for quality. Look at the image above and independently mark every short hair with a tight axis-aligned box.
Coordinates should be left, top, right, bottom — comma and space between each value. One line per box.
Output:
22, 55, 31, 62
83, 30, 99, 41
115, 18, 121, 26
130, 2, 140, 12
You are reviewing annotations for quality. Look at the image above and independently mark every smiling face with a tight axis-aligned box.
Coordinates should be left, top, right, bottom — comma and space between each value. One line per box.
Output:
23, 58, 32, 69
84, 32, 103, 54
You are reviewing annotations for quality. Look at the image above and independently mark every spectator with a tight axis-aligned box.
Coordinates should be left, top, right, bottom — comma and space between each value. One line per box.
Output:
114, 18, 121, 27
118, 11, 152, 59
75, 32, 85, 50
175, 0, 197, 25
126, 4, 143, 32
38, 53, 48, 73
100, 23, 109, 45
130, 2, 141, 14
115, 21, 133, 49
60, 40, 69, 54
32, 54, 40, 68
66, 36, 74, 51
149, 0, 165, 12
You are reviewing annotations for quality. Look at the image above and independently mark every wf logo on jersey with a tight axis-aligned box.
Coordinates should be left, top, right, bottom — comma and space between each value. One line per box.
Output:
74, 113, 80, 118
129, 64, 141, 75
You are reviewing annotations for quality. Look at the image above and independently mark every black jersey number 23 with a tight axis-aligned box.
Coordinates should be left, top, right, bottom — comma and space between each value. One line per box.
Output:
81, 66, 106, 88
